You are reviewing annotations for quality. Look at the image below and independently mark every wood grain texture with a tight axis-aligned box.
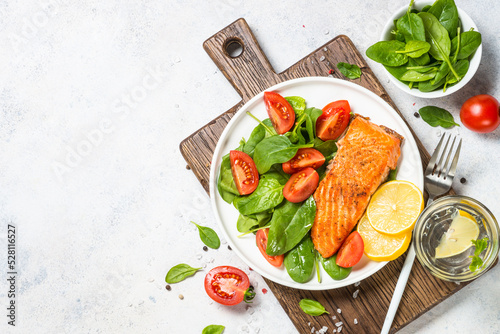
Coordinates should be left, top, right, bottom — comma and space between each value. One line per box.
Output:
179, 18, 471, 333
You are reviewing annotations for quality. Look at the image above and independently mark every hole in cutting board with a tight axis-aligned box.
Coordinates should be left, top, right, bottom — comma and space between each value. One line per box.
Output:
224, 38, 244, 58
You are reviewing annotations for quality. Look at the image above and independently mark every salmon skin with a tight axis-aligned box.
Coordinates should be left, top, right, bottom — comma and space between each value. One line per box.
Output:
312, 116, 402, 258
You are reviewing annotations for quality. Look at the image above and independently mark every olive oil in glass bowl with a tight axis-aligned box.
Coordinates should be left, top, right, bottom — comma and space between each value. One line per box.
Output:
413, 196, 499, 282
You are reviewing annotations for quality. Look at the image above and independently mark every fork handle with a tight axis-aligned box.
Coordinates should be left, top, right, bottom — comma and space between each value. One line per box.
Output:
381, 196, 435, 334
381, 245, 416, 334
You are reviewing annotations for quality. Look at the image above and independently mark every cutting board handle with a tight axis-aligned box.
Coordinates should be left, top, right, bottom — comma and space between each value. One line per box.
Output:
203, 18, 280, 101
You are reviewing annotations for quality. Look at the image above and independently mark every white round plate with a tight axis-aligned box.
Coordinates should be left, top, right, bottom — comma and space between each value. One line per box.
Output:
209, 77, 423, 290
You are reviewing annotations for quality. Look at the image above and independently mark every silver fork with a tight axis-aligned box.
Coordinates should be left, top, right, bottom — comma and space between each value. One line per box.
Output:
381, 134, 462, 334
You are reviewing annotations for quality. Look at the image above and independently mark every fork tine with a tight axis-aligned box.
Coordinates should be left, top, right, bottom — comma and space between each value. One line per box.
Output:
446, 138, 462, 180
435, 134, 451, 176
441, 136, 456, 176
425, 134, 446, 175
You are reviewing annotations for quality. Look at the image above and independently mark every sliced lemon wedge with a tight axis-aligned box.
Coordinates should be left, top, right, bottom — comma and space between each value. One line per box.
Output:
435, 214, 480, 259
367, 180, 424, 235
357, 214, 411, 261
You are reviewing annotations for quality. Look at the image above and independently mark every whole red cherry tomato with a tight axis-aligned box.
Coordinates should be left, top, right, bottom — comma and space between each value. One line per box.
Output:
460, 94, 500, 133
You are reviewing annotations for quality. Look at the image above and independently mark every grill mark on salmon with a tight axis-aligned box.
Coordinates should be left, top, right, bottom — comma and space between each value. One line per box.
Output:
312, 116, 402, 258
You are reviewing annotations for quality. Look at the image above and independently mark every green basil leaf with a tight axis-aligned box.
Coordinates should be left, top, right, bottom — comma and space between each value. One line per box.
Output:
299, 298, 329, 316
165, 264, 202, 284
427, 0, 459, 38
451, 31, 481, 60
253, 136, 310, 174
233, 177, 284, 215
285, 236, 316, 283
320, 254, 352, 280
192, 222, 220, 249
397, 12, 426, 43
418, 12, 451, 61
336, 62, 362, 79
366, 40, 408, 66
267, 196, 317, 256
418, 106, 459, 128
202, 324, 225, 334
285, 96, 306, 118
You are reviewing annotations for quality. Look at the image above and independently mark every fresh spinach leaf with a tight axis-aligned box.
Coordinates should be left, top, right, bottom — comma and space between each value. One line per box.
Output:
411, 52, 431, 65
336, 62, 362, 79
267, 197, 316, 256
217, 153, 240, 204
285, 236, 316, 283
165, 264, 202, 284
304, 107, 323, 136
400, 69, 437, 82
396, 40, 431, 58
427, 0, 459, 38
320, 254, 352, 280
445, 59, 469, 85
233, 176, 284, 215
264, 164, 290, 185
243, 124, 266, 158
383, 65, 410, 83
418, 12, 451, 61
388, 168, 398, 181
419, 76, 446, 92
202, 325, 225, 334
299, 298, 329, 316
237, 212, 272, 233
421, 5, 432, 12
285, 96, 306, 118
451, 31, 481, 60
253, 136, 311, 174
397, 12, 426, 43
418, 106, 459, 128
366, 40, 409, 66
313, 138, 337, 157
431, 61, 450, 84
192, 222, 220, 249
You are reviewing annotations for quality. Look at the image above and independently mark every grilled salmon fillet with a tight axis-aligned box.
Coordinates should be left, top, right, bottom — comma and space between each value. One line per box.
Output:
312, 116, 402, 258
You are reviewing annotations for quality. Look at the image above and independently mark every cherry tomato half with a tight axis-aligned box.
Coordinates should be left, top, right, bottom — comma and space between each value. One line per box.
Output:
230, 150, 259, 195
204, 266, 255, 305
460, 94, 500, 133
282, 148, 325, 174
316, 100, 351, 141
336, 231, 364, 268
283, 167, 319, 203
256, 228, 284, 267
264, 91, 295, 134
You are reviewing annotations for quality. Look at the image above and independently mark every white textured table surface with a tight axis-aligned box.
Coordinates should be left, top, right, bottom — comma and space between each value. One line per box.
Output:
1, 0, 499, 333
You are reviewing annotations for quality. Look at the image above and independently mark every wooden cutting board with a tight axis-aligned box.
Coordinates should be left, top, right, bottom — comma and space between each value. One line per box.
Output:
180, 18, 468, 334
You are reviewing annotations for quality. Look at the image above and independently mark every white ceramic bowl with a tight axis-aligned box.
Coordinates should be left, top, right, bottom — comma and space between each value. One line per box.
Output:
380, 1, 482, 98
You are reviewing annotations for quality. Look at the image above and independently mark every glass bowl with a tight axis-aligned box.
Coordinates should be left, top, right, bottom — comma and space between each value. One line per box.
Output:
413, 195, 499, 282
